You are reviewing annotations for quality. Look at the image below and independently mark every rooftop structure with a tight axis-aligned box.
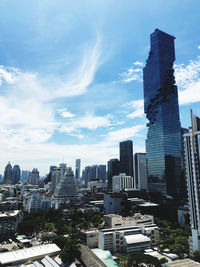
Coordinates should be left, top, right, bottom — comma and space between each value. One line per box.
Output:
0, 244, 61, 266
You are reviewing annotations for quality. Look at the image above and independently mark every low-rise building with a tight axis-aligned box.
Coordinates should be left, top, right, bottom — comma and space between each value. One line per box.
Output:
112, 173, 134, 192
98, 214, 159, 253
23, 192, 51, 213
104, 192, 127, 215
80, 229, 99, 248
0, 210, 23, 238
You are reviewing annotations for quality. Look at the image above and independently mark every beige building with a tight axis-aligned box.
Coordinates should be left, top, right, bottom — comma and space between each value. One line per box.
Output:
0, 210, 23, 237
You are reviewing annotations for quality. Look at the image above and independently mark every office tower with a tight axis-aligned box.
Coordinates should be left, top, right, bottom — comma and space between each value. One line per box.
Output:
83, 166, 92, 187
133, 153, 147, 190
28, 168, 39, 185
12, 165, 21, 184
107, 159, 120, 190
120, 140, 134, 177
184, 110, 200, 253
21, 170, 29, 182
50, 166, 57, 173
143, 29, 182, 196
91, 165, 98, 179
3, 162, 13, 184
75, 159, 81, 180
98, 165, 106, 183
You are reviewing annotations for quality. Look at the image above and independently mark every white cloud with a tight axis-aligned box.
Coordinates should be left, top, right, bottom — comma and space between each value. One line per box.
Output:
133, 61, 144, 66
198, 45, 200, 50
120, 61, 144, 83
105, 124, 145, 142
123, 99, 144, 119
175, 56, 200, 105
57, 109, 75, 118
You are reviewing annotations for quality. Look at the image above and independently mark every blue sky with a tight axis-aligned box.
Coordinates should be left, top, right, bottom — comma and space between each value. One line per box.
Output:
0, 0, 200, 175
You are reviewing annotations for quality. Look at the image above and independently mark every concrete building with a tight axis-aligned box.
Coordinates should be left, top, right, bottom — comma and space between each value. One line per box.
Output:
104, 192, 127, 215
0, 210, 23, 238
80, 229, 99, 248
133, 153, 147, 190
183, 110, 200, 253
52, 167, 78, 209
98, 224, 155, 253
112, 173, 134, 192
27, 193, 51, 213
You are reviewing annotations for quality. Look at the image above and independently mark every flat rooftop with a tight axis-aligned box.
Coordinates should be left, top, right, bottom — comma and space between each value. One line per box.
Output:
124, 234, 151, 244
166, 259, 200, 266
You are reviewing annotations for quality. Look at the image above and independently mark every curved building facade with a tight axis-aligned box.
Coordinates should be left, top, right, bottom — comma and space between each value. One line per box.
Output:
143, 29, 183, 197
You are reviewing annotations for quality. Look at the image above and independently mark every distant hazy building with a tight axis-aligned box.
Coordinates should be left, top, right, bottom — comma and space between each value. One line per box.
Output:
183, 110, 200, 253
21, 170, 29, 182
75, 159, 81, 180
120, 140, 134, 178
98, 165, 106, 183
3, 162, 13, 184
107, 159, 120, 191
112, 173, 134, 192
52, 167, 78, 209
12, 165, 21, 184
133, 153, 147, 190
28, 168, 39, 185
51, 163, 67, 192
82, 166, 92, 187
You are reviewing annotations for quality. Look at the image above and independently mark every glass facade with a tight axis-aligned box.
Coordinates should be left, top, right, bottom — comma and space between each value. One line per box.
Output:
120, 140, 134, 178
143, 29, 182, 197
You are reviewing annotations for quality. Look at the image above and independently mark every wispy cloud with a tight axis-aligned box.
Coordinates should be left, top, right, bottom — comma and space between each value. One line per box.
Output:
175, 56, 200, 105
120, 61, 144, 83
123, 99, 144, 119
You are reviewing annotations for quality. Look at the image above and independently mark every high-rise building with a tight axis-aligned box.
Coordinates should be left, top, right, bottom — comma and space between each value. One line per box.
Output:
143, 29, 182, 197
75, 159, 81, 181
83, 166, 92, 187
119, 140, 133, 177
98, 165, 106, 183
107, 159, 120, 191
28, 168, 39, 185
3, 162, 13, 184
133, 153, 147, 190
12, 165, 21, 184
21, 170, 30, 182
183, 110, 200, 253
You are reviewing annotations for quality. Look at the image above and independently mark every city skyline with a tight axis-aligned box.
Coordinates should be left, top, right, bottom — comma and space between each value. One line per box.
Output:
0, 1, 200, 175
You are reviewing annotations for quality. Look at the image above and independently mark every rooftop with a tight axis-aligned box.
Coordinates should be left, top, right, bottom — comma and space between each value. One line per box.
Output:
166, 259, 200, 266
124, 234, 151, 244
0, 244, 61, 265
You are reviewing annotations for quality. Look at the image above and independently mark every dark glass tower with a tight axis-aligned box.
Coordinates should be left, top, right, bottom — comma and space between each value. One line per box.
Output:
120, 140, 134, 177
143, 29, 182, 197
107, 158, 120, 190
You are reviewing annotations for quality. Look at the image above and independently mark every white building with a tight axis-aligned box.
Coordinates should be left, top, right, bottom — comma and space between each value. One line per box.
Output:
183, 110, 200, 254
133, 153, 148, 190
51, 163, 67, 192
23, 192, 51, 213
52, 167, 79, 209
112, 173, 133, 192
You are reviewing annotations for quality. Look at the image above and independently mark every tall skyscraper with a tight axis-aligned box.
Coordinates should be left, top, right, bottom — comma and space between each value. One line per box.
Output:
107, 158, 120, 190
133, 153, 147, 190
28, 168, 39, 185
119, 140, 133, 177
3, 162, 13, 184
184, 110, 200, 253
143, 29, 182, 197
75, 159, 81, 180
98, 165, 106, 183
12, 165, 21, 184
